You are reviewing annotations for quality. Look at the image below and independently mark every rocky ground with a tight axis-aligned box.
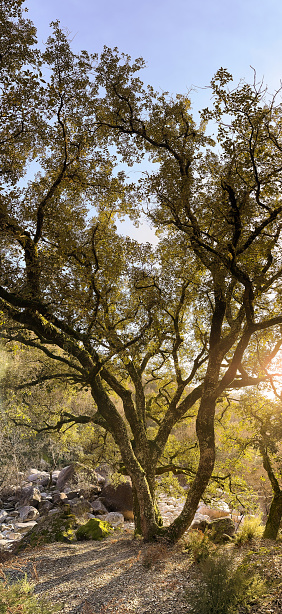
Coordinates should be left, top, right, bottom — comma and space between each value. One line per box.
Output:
2, 466, 280, 614
1, 529, 282, 614
0, 465, 238, 552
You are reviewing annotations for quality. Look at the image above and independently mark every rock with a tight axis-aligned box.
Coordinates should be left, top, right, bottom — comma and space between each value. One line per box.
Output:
52, 492, 68, 504
91, 500, 108, 515
21, 487, 41, 507
100, 482, 133, 521
209, 517, 235, 542
38, 500, 53, 514
14, 521, 38, 533
56, 465, 75, 491
68, 498, 92, 517
18, 505, 40, 522
0, 510, 8, 523
76, 518, 113, 541
3, 532, 22, 540
1, 524, 14, 532
104, 512, 124, 528
190, 513, 211, 532
27, 470, 49, 483
197, 505, 230, 520
63, 490, 80, 500
15, 510, 79, 550
37, 476, 49, 487
0, 539, 10, 548
51, 470, 60, 480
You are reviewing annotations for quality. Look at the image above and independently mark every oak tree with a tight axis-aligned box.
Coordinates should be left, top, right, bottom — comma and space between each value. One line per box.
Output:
1, 1, 282, 541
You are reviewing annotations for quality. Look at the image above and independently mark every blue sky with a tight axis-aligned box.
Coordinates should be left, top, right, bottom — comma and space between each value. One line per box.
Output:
24, 0, 282, 241
26, 0, 282, 98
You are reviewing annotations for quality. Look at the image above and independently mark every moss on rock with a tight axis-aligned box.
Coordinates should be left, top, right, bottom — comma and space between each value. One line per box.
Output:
15, 510, 79, 551
76, 518, 114, 541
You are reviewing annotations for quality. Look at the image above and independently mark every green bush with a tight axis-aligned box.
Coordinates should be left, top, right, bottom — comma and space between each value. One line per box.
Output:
235, 515, 264, 545
183, 530, 215, 563
185, 550, 265, 614
0, 576, 62, 614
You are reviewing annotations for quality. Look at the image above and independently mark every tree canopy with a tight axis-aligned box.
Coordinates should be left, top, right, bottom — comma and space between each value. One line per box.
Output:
1, 0, 282, 541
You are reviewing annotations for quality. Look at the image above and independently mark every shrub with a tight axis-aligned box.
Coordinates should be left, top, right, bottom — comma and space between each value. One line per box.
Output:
235, 515, 264, 545
0, 575, 62, 614
185, 550, 265, 614
183, 530, 215, 563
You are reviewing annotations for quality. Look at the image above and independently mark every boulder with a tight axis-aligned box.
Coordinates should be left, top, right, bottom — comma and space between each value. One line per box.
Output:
24, 487, 41, 507
27, 470, 49, 483
51, 470, 60, 480
63, 490, 80, 500
0, 539, 10, 549
104, 512, 124, 528
38, 500, 53, 514
1, 524, 14, 531
198, 505, 230, 520
209, 517, 235, 542
15, 509, 79, 550
91, 500, 108, 515
14, 521, 38, 533
18, 505, 40, 522
76, 518, 113, 541
52, 492, 68, 504
100, 482, 133, 521
56, 465, 75, 491
3, 531, 22, 540
190, 513, 211, 532
68, 498, 92, 517
0, 510, 8, 523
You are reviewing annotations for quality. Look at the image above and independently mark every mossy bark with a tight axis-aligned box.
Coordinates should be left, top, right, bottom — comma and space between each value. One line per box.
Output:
263, 493, 282, 540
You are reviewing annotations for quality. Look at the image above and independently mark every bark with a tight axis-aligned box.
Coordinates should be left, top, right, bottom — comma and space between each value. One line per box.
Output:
263, 493, 282, 540
260, 441, 282, 540
132, 485, 142, 536
163, 403, 216, 542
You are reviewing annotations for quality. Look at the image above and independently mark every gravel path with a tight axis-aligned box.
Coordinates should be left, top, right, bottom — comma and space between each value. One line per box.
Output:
1, 528, 194, 614
1, 529, 282, 614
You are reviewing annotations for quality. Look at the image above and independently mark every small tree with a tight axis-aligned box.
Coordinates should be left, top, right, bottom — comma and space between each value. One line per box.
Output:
239, 393, 282, 539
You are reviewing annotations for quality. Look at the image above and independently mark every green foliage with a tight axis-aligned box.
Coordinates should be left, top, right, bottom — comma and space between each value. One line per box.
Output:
0, 575, 62, 614
76, 518, 113, 541
2, 1, 282, 543
235, 515, 264, 545
183, 530, 215, 563
186, 550, 265, 614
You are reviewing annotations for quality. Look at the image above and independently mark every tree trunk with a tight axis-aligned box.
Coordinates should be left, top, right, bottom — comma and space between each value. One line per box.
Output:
163, 395, 216, 543
132, 485, 142, 536
263, 492, 282, 540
